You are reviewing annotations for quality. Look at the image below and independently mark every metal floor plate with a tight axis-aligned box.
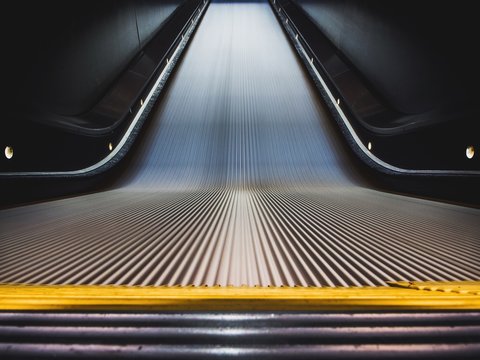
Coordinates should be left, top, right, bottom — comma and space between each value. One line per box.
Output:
1, 1, 479, 287
1, 311, 480, 359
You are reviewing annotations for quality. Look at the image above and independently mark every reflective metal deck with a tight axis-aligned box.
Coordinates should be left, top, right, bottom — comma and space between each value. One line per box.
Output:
1, 1, 479, 287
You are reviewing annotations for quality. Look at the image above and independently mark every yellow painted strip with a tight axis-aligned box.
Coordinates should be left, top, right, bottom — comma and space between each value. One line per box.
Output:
1, 283, 480, 311
389, 281, 480, 295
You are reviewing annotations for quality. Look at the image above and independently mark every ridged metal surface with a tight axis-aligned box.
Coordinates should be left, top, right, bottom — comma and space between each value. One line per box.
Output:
1, 312, 480, 359
1, 1, 480, 287
1, 187, 480, 286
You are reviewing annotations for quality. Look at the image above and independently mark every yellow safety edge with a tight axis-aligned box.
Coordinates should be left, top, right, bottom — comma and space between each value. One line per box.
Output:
0, 281, 479, 311
391, 280, 480, 295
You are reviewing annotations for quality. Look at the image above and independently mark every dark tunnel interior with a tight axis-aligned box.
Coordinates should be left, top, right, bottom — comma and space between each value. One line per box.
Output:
1, 0, 479, 205
1, 1, 480, 358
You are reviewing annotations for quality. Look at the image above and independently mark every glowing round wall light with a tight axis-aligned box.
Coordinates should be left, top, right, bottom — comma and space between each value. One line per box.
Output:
466, 145, 475, 159
367, 142, 372, 151
108, 142, 113, 151
4, 146, 13, 159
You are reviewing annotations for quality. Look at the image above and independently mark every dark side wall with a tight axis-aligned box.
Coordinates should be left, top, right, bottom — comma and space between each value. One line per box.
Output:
4, 0, 185, 116
293, 0, 480, 115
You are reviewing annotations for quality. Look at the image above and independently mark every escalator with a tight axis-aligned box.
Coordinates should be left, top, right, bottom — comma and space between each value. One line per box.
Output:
1, 0, 479, 358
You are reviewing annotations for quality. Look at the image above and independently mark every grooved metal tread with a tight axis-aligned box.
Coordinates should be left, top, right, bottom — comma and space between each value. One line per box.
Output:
1, 1, 479, 288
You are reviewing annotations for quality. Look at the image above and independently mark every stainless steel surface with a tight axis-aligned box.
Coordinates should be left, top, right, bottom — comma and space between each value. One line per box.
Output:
1, 312, 480, 359
3, 312, 480, 326
1, 1, 479, 286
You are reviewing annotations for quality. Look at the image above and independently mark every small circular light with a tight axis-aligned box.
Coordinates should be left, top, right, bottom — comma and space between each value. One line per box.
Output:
336, 98, 340, 105
140, 98, 144, 106
367, 142, 372, 151
108, 142, 113, 151
4, 146, 13, 159
466, 145, 475, 159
